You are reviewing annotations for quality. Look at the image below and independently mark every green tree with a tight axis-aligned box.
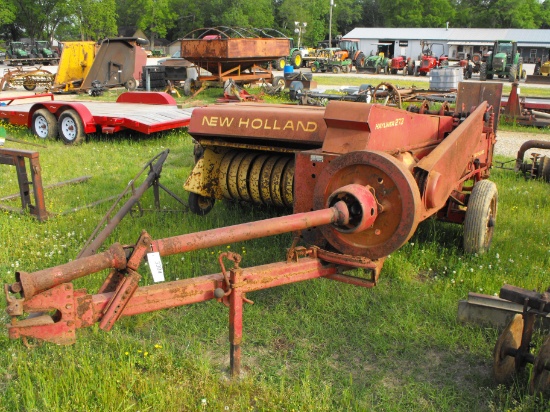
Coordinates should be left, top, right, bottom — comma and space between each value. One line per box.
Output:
9, 0, 65, 40
72, 0, 118, 40
0, 0, 16, 26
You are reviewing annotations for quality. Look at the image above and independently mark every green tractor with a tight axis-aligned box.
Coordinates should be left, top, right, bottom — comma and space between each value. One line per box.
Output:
30, 41, 59, 59
480, 40, 526, 82
274, 38, 305, 70
6, 42, 29, 60
359, 52, 390, 74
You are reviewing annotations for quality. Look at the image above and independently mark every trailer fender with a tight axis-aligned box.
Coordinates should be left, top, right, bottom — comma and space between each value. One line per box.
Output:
28, 102, 96, 134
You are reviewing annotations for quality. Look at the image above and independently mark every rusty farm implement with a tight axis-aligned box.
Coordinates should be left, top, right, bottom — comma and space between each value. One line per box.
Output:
5, 82, 503, 376
1, 66, 55, 91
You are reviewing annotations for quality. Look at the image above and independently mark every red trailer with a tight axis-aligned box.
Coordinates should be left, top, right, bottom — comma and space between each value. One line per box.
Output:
0, 92, 193, 144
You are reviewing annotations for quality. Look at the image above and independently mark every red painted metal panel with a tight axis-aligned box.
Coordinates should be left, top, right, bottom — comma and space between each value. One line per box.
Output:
189, 103, 327, 147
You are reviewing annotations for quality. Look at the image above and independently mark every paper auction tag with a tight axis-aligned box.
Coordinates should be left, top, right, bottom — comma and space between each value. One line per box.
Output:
147, 252, 165, 282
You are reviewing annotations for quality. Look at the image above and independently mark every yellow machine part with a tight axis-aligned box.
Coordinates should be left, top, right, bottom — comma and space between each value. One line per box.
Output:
541, 61, 550, 76
53, 41, 97, 89
184, 146, 295, 207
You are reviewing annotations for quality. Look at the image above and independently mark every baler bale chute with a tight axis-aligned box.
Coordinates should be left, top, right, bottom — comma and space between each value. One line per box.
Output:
4, 82, 502, 376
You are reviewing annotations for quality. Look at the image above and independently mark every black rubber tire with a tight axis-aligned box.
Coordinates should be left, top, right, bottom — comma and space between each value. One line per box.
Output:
31, 108, 58, 140
355, 52, 366, 70
311, 64, 318, 73
188, 192, 215, 216
291, 50, 302, 69
332, 66, 340, 74
463, 180, 498, 254
508, 65, 517, 82
375, 64, 381, 74
414, 66, 420, 77
479, 62, 487, 81
58, 109, 85, 145
276, 58, 286, 70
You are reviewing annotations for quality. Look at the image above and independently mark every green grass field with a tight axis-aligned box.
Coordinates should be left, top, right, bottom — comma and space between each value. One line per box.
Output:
0, 89, 549, 411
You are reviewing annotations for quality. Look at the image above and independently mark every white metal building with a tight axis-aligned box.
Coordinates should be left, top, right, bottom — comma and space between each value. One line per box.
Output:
343, 28, 550, 63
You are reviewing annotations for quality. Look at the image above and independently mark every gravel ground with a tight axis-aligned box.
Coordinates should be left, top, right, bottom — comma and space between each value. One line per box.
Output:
496, 130, 550, 158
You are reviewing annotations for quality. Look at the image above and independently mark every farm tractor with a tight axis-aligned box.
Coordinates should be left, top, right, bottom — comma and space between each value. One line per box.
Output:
303, 46, 352, 73
389, 55, 415, 75
6, 42, 30, 60
479, 40, 525, 82
30, 41, 58, 59
415, 43, 448, 76
334, 38, 365, 72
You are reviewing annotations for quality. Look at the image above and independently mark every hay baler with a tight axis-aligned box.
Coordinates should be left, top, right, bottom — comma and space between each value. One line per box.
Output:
4, 82, 502, 375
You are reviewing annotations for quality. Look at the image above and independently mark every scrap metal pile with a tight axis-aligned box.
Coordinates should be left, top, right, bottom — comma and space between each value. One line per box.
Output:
5, 82, 503, 376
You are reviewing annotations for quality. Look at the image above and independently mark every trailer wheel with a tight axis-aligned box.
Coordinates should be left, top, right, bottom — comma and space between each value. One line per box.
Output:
23, 79, 37, 91
125, 78, 137, 91
463, 180, 497, 254
31, 108, 58, 140
272, 76, 285, 90
58, 109, 85, 145
188, 192, 215, 216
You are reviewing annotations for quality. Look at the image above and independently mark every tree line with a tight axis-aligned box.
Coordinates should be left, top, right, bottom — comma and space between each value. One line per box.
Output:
0, 0, 548, 48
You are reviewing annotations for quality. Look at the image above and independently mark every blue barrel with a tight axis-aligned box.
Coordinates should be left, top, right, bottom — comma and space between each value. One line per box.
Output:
283, 64, 294, 74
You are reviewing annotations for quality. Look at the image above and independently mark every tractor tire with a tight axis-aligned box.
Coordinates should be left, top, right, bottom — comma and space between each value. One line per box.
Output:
479, 62, 487, 81
291, 50, 302, 69
463, 180, 498, 254
414, 66, 420, 77
375, 64, 381, 74
188, 192, 215, 216
332, 66, 340, 74
31, 108, 58, 140
58, 109, 85, 145
407, 60, 415, 75
508, 65, 518, 82
311, 64, 319, 73
276, 58, 286, 70
355, 52, 366, 70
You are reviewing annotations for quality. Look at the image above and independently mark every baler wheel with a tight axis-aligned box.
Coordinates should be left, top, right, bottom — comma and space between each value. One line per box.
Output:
530, 335, 550, 395
313, 150, 421, 259
188, 192, 215, 216
493, 314, 523, 384
463, 180, 497, 254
